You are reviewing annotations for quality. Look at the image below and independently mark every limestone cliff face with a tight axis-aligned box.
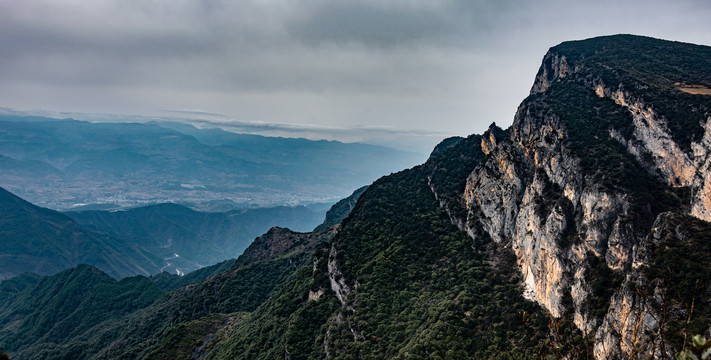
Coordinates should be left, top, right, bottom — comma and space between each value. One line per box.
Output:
532, 45, 711, 224
592, 214, 668, 359
327, 244, 351, 306
433, 36, 711, 358
462, 102, 635, 331
530, 52, 571, 94
598, 85, 711, 222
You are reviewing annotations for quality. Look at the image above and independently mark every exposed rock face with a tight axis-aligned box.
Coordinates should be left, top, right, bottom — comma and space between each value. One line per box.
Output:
531, 52, 570, 94
593, 213, 693, 360
595, 86, 711, 225
461, 106, 634, 331
691, 118, 711, 221
308, 288, 324, 302
432, 36, 711, 358
328, 245, 351, 306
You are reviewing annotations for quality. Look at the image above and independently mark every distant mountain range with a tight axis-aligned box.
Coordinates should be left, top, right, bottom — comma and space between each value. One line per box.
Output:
0, 116, 423, 210
0, 186, 332, 279
65, 202, 327, 275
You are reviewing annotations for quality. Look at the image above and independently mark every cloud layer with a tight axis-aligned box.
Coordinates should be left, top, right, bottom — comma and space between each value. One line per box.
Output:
1, 0, 710, 151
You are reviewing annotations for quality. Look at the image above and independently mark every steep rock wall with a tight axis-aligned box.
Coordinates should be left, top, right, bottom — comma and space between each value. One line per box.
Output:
594, 83, 711, 222
442, 43, 711, 358
461, 108, 636, 331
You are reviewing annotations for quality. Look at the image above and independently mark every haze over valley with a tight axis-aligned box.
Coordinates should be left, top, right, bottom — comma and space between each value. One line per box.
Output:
0, 115, 421, 211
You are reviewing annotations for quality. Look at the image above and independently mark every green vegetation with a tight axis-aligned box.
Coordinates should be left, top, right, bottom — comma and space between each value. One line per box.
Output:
0, 265, 165, 357
143, 313, 248, 360
0, 186, 163, 279
424, 133, 487, 220
582, 253, 623, 322
0, 273, 41, 307
204, 259, 339, 359
643, 214, 711, 351
171, 255, 313, 323
677, 335, 711, 360
0, 226, 332, 359
314, 185, 369, 231
207, 164, 591, 359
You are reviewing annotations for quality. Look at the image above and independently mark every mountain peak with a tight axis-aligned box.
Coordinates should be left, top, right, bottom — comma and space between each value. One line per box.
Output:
236, 226, 337, 268
531, 34, 711, 95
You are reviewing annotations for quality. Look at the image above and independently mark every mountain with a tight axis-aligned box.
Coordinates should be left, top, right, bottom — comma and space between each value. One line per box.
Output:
0, 187, 162, 280
0, 183, 332, 279
464, 34, 711, 358
199, 35, 711, 358
3, 35, 711, 359
0, 117, 422, 210
0, 226, 337, 359
66, 202, 327, 275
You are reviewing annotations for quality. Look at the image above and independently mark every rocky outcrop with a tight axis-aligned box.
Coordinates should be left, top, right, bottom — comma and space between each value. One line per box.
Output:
691, 117, 711, 221
237, 226, 337, 267
596, 85, 711, 223
461, 108, 638, 332
531, 47, 711, 223
328, 245, 351, 306
435, 37, 711, 358
531, 52, 570, 94
593, 212, 693, 360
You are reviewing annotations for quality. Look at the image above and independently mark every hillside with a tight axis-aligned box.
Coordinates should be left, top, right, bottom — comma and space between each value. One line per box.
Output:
0, 117, 421, 210
0, 227, 337, 359
0, 187, 162, 280
0, 185, 329, 279
0, 265, 164, 357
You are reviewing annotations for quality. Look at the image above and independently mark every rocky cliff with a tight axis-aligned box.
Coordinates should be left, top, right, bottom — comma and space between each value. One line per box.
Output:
429, 35, 711, 358
206, 34, 711, 359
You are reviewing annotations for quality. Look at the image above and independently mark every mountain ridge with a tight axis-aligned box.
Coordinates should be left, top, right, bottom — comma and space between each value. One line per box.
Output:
448, 34, 711, 357
0, 187, 162, 280
0, 185, 334, 279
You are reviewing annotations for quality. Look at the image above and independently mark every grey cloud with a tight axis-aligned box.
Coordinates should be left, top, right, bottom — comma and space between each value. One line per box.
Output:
1, 0, 710, 151
283, 0, 550, 49
286, 2, 455, 48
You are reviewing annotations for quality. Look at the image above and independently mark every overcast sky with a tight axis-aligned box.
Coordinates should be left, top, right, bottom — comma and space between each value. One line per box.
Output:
1, 0, 710, 152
